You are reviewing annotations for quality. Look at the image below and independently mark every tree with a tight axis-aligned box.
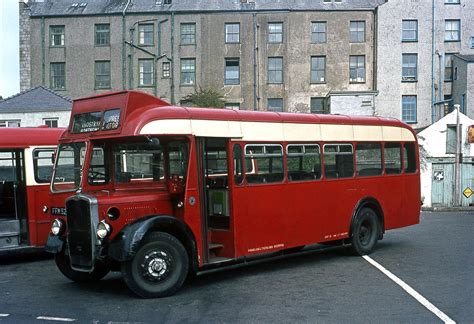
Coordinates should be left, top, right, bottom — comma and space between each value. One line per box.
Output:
182, 87, 225, 108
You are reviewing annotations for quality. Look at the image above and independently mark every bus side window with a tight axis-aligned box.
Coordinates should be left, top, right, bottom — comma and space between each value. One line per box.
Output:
384, 143, 402, 174
232, 144, 244, 185
403, 142, 417, 173
323, 144, 354, 179
287, 144, 321, 181
244, 144, 284, 184
168, 141, 189, 179
33, 149, 55, 183
356, 143, 382, 177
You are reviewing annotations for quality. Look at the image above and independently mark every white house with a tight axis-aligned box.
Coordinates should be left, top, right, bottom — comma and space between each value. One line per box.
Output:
418, 110, 474, 208
0, 86, 71, 128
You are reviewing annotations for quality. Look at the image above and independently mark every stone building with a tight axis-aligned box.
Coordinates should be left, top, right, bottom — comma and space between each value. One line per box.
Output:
452, 54, 474, 118
376, 0, 474, 129
0, 86, 72, 127
20, 0, 384, 115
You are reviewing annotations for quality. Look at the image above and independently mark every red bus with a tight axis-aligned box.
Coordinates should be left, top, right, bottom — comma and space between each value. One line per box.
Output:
46, 91, 420, 298
0, 127, 64, 254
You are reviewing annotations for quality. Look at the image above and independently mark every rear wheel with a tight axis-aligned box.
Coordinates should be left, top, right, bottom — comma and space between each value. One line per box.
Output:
121, 232, 189, 298
55, 249, 110, 282
349, 208, 379, 256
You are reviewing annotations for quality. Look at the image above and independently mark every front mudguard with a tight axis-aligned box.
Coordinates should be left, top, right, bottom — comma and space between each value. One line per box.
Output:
45, 234, 64, 254
108, 215, 197, 272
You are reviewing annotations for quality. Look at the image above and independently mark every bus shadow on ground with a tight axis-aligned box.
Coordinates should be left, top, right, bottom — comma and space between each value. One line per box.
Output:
0, 251, 52, 265
59, 246, 349, 299
55, 241, 408, 299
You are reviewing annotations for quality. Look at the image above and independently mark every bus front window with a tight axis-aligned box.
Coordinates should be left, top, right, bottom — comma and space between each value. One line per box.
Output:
52, 142, 86, 192
113, 142, 164, 184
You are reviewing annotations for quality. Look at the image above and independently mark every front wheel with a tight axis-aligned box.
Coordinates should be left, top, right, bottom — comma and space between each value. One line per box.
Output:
121, 232, 189, 298
55, 249, 110, 282
349, 208, 379, 256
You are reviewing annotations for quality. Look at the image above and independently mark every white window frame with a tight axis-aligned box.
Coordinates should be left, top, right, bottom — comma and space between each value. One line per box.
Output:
43, 118, 59, 128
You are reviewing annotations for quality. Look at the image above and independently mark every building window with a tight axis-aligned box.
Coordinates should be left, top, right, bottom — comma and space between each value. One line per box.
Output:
445, 20, 460, 42
402, 54, 417, 81
349, 21, 365, 43
268, 98, 283, 112
180, 58, 196, 85
225, 23, 240, 43
139, 59, 154, 86
95, 24, 110, 46
50, 62, 65, 90
402, 20, 418, 42
138, 23, 154, 46
180, 23, 196, 45
225, 103, 240, 110
310, 97, 328, 114
268, 22, 283, 43
268, 57, 283, 84
50, 25, 65, 47
0, 120, 21, 127
445, 0, 460, 4
310, 56, 326, 83
43, 118, 59, 128
445, 54, 454, 82
402, 95, 417, 124
224, 58, 240, 85
162, 61, 170, 78
471, 36, 474, 48
311, 22, 326, 43
349, 55, 365, 83
446, 125, 457, 154
95, 61, 111, 89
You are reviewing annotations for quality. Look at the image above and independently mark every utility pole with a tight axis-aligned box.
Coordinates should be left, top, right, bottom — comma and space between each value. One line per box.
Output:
453, 104, 462, 207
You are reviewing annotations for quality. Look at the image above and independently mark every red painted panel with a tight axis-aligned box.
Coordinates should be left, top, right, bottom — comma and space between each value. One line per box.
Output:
0, 127, 63, 148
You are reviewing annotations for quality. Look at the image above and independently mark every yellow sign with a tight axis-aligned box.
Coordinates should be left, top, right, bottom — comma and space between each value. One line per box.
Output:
463, 187, 473, 199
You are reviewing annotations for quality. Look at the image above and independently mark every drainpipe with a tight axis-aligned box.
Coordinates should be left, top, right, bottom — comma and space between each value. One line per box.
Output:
157, 18, 169, 97
122, 0, 131, 90
453, 104, 461, 206
373, 6, 378, 115
170, 12, 175, 104
41, 16, 45, 86
431, 0, 436, 123
438, 51, 443, 104
253, 13, 260, 111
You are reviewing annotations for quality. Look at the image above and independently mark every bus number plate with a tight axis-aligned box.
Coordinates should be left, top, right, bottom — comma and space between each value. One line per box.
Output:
51, 207, 67, 216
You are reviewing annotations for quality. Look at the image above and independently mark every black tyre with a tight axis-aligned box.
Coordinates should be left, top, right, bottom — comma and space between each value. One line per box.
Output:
349, 208, 379, 256
121, 232, 189, 298
55, 249, 110, 282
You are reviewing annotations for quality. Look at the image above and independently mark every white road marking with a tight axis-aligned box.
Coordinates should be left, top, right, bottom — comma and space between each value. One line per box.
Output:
0, 314, 10, 317
363, 255, 456, 324
36, 316, 76, 322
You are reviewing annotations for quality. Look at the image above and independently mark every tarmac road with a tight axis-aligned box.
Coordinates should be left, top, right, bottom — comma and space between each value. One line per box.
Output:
0, 211, 472, 323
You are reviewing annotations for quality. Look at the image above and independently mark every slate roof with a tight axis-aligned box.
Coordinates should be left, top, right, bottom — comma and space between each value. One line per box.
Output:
28, 0, 386, 17
0, 86, 72, 113
455, 54, 474, 63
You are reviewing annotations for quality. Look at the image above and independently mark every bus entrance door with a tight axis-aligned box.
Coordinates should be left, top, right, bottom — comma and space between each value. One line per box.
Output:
0, 150, 27, 249
198, 138, 234, 264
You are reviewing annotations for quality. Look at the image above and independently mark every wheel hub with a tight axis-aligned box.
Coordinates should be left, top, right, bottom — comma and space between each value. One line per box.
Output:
359, 222, 372, 246
141, 251, 172, 281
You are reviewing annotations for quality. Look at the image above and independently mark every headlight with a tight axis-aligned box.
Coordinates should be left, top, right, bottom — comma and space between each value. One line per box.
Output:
97, 220, 111, 239
51, 219, 64, 236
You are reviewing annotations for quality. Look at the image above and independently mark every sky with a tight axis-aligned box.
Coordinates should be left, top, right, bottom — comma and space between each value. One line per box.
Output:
0, 0, 20, 99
